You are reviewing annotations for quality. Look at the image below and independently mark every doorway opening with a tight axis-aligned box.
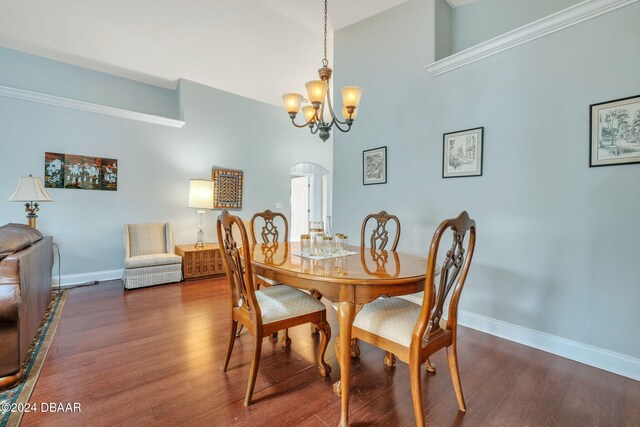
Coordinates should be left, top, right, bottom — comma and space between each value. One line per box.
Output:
290, 163, 330, 241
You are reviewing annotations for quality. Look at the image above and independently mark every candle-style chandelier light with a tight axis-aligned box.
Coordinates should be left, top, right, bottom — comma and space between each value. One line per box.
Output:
281, 0, 362, 142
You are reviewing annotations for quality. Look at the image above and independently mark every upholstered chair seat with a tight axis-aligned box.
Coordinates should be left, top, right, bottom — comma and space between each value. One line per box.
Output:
353, 297, 421, 348
124, 253, 182, 269
256, 285, 327, 324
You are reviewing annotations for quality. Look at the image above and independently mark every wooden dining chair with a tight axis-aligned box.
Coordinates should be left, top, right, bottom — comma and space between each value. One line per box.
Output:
217, 210, 331, 406
350, 210, 401, 360
351, 211, 476, 426
250, 209, 291, 346
361, 210, 401, 251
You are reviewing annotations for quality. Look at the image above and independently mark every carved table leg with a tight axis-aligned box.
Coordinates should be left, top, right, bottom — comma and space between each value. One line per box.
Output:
335, 300, 355, 427
350, 339, 360, 358
316, 321, 332, 377
270, 331, 279, 342
384, 352, 397, 368
310, 290, 323, 334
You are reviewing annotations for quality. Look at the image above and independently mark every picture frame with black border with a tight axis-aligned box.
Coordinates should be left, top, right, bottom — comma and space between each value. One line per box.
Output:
442, 127, 484, 179
362, 146, 387, 185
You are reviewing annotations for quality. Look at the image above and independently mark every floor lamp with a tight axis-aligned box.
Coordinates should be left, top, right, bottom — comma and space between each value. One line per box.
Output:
188, 178, 214, 248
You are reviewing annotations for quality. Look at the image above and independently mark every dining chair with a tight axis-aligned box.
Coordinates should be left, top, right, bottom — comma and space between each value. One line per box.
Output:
349, 210, 401, 360
217, 210, 331, 406
361, 210, 401, 251
250, 209, 291, 346
351, 211, 476, 426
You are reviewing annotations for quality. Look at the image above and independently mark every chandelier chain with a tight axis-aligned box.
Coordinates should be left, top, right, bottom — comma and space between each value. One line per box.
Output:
323, 0, 328, 67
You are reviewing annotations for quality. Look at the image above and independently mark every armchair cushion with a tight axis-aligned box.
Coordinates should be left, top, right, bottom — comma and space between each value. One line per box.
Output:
0, 224, 43, 261
256, 285, 326, 325
125, 253, 182, 269
353, 297, 421, 347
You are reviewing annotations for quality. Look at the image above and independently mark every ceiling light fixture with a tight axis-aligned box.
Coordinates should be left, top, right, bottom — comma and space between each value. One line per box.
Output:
282, 0, 362, 142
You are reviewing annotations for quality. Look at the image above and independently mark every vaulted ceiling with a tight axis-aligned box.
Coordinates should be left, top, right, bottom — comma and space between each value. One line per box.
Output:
0, 0, 411, 106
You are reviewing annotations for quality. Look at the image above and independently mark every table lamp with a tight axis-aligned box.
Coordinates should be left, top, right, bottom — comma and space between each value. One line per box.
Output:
188, 178, 214, 248
8, 174, 54, 229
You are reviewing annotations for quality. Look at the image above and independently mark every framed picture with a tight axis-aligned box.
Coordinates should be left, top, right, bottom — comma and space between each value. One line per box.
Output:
44, 152, 65, 188
590, 94, 640, 167
212, 167, 243, 209
442, 127, 484, 178
363, 146, 387, 185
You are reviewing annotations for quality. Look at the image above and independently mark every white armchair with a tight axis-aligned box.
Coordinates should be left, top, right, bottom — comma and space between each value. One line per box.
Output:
123, 223, 182, 289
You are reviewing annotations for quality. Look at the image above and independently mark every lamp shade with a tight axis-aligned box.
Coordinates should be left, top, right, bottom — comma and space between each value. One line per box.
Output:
305, 80, 328, 104
302, 105, 317, 123
8, 175, 54, 202
282, 93, 304, 114
341, 86, 362, 108
188, 179, 214, 209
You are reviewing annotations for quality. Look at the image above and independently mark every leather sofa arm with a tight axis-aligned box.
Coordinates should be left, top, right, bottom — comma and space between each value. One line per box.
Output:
0, 284, 19, 322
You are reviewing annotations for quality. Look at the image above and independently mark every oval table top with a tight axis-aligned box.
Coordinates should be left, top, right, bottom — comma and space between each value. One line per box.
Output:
249, 242, 427, 286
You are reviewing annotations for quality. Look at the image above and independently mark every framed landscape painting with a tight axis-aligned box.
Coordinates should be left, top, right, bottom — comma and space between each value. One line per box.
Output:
590, 95, 640, 167
363, 146, 387, 185
442, 127, 483, 178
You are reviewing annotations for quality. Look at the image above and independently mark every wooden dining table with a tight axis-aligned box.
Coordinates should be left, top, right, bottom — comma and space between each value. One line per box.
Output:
249, 242, 427, 427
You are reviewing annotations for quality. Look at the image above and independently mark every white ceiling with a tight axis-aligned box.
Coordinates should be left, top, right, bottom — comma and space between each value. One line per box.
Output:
0, 0, 407, 107
446, 0, 479, 7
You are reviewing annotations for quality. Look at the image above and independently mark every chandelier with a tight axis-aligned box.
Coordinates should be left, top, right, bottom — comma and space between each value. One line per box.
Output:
281, 0, 362, 142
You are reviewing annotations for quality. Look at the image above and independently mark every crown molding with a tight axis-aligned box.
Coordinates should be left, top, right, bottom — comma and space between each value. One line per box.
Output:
0, 85, 185, 128
426, 0, 639, 76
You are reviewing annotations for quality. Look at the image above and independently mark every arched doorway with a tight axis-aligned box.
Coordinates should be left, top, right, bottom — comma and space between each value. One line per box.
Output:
289, 163, 331, 241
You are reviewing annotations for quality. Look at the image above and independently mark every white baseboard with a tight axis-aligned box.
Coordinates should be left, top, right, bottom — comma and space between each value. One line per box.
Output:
53, 269, 123, 288
400, 294, 640, 381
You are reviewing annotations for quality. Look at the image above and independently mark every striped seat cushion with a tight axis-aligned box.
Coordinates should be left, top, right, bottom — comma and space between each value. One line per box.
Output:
125, 253, 182, 269
256, 285, 326, 324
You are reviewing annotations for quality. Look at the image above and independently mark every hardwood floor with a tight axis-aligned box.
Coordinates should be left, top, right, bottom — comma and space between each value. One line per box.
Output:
21, 279, 640, 426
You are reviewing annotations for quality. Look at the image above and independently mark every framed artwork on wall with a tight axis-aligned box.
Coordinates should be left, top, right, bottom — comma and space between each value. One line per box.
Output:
212, 167, 243, 209
590, 94, 640, 167
45, 152, 118, 190
363, 146, 387, 185
442, 127, 484, 178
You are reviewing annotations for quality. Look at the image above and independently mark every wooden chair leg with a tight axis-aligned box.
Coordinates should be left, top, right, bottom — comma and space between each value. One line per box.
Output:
270, 331, 279, 342
222, 320, 238, 372
244, 333, 263, 406
425, 357, 436, 374
282, 328, 291, 348
316, 321, 332, 377
447, 343, 466, 412
409, 360, 426, 427
384, 352, 397, 367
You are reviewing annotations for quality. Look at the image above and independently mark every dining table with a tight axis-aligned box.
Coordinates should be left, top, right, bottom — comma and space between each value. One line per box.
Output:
249, 242, 427, 427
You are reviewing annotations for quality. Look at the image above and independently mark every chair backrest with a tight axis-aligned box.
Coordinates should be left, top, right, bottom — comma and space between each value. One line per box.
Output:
361, 211, 401, 251
124, 223, 172, 257
413, 211, 476, 347
217, 210, 262, 327
249, 210, 289, 244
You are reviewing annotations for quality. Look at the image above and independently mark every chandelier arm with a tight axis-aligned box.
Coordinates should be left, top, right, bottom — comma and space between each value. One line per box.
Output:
290, 117, 314, 129
332, 118, 353, 133
325, 87, 352, 126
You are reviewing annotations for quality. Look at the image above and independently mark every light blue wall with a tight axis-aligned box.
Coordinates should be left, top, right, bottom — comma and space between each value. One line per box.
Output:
434, 0, 453, 60
0, 47, 179, 119
0, 48, 332, 276
453, 0, 583, 52
333, 0, 640, 358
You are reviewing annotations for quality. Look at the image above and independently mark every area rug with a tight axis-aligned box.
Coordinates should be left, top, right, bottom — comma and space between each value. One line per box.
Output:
0, 290, 68, 427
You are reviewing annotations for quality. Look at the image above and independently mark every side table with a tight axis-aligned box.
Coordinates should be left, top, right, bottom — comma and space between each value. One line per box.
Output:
175, 244, 225, 280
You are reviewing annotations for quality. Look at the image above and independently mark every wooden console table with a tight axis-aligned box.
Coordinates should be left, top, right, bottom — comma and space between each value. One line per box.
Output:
175, 244, 225, 280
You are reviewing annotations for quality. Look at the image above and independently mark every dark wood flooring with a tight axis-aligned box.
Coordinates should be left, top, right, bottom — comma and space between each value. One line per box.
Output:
21, 279, 640, 426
